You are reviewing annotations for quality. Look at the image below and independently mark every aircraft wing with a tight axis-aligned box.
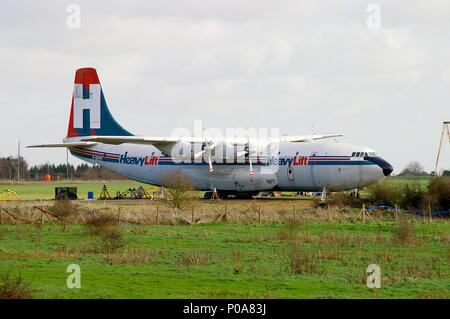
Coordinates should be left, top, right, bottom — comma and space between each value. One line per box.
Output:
80, 133, 343, 146
280, 134, 343, 143
80, 136, 183, 156
27, 142, 98, 148
80, 136, 180, 145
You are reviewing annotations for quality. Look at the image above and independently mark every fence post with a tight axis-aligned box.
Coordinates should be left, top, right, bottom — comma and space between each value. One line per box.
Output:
156, 206, 159, 225
428, 203, 432, 223
258, 205, 261, 223
293, 204, 296, 221
224, 205, 228, 222
117, 207, 121, 226
191, 206, 195, 225
362, 204, 366, 222
394, 204, 398, 221
327, 204, 332, 221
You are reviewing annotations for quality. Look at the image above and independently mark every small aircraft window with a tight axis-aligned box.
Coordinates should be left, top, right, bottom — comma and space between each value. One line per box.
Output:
356, 152, 360, 157
351, 152, 356, 157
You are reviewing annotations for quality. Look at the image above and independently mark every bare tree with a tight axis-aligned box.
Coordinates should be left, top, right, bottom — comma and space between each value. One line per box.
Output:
401, 161, 425, 176
162, 171, 197, 211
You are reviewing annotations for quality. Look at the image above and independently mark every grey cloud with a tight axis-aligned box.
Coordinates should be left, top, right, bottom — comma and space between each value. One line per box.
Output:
0, 0, 449, 173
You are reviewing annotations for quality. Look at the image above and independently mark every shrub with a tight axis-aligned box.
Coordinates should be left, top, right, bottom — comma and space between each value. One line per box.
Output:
287, 243, 324, 275
368, 180, 435, 210
180, 250, 214, 266
0, 273, 32, 299
162, 171, 197, 210
392, 218, 417, 246
85, 213, 117, 235
231, 249, 244, 274
367, 182, 402, 206
51, 199, 76, 232
102, 248, 162, 264
427, 177, 450, 210
325, 193, 363, 208
98, 228, 125, 254
401, 183, 425, 210
279, 217, 300, 241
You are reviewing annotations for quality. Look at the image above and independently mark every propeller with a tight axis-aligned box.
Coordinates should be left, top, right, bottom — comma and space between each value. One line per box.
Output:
208, 154, 214, 174
194, 141, 220, 174
246, 129, 254, 176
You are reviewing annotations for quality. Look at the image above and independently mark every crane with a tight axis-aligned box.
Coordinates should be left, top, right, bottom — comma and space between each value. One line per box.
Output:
434, 121, 450, 177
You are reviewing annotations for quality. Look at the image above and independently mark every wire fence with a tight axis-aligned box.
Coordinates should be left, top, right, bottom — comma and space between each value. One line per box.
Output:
365, 205, 449, 217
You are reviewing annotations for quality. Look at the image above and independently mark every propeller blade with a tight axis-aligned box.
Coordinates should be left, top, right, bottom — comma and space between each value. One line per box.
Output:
208, 154, 214, 174
194, 150, 205, 159
246, 132, 253, 176
207, 141, 219, 151
236, 151, 247, 158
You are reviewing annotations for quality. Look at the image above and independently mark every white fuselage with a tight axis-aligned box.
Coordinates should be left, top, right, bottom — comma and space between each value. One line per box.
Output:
68, 140, 387, 193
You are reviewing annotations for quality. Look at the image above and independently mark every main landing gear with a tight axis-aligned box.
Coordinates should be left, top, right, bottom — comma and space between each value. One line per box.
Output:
203, 191, 229, 200
203, 191, 259, 200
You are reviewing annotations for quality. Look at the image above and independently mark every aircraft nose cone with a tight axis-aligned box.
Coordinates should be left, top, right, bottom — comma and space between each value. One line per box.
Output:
365, 156, 393, 176
383, 165, 393, 176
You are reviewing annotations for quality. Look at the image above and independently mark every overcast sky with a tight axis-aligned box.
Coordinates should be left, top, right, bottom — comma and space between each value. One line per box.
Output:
0, 0, 449, 174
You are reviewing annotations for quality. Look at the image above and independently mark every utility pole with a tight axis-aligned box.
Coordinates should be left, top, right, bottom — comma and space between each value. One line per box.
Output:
66, 148, 69, 180
434, 121, 450, 177
17, 139, 20, 182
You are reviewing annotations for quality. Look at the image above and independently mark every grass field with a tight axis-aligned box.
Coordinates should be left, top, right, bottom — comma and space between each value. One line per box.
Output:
0, 220, 448, 298
0, 204, 448, 299
0, 176, 448, 299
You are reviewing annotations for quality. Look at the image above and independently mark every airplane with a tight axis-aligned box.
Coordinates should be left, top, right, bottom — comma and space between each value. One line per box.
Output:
29, 67, 393, 199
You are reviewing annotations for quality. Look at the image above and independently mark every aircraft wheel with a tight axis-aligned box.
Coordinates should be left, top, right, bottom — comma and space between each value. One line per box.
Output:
204, 192, 212, 199
219, 192, 229, 200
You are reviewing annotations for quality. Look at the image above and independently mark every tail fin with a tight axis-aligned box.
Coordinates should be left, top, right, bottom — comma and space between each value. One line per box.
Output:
67, 68, 133, 137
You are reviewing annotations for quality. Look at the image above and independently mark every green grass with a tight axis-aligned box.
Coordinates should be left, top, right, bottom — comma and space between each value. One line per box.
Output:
383, 176, 432, 188
0, 219, 448, 299
0, 181, 147, 200
357, 176, 432, 196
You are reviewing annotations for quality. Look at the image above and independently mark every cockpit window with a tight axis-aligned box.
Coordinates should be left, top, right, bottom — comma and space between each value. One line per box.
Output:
353, 151, 375, 157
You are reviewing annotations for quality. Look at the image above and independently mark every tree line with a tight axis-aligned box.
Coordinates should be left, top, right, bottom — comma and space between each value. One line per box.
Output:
0, 157, 126, 181
399, 161, 450, 177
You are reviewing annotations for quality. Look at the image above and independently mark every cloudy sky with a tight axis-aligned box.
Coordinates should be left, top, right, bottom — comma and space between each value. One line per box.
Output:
0, 0, 449, 174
